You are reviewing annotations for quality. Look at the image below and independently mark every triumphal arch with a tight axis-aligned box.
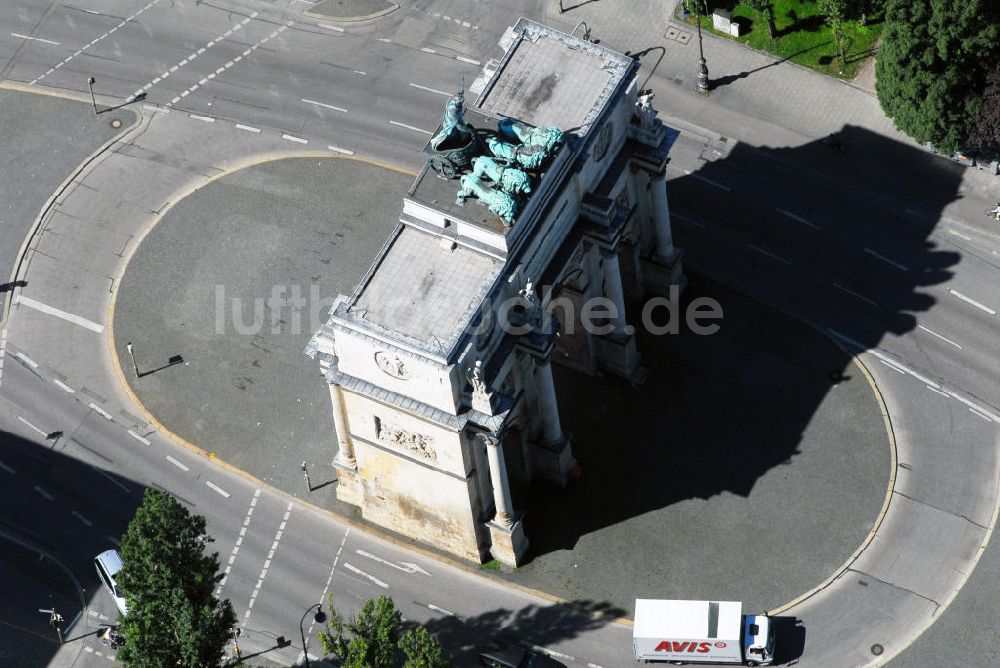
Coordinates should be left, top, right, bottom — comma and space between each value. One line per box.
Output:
307, 19, 684, 566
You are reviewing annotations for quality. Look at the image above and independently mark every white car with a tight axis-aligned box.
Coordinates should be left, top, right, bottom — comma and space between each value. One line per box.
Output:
94, 549, 128, 616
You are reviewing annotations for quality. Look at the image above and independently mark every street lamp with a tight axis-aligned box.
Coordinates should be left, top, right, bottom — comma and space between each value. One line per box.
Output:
87, 77, 98, 115
299, 603, 326, 668
125, 341, 140, 378
694, 1, 710, 94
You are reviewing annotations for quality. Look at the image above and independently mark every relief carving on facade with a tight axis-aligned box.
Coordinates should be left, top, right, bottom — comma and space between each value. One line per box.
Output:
375, 417, 437, 461
374, 350, 411, 379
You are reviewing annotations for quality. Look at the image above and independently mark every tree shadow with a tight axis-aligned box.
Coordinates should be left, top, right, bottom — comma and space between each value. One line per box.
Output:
774, 14, 826, 38
0, 430, 148, 667
417, 599, 624, 667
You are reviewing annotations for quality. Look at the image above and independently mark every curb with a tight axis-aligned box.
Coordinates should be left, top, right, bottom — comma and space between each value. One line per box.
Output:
0, 80, 143, 327
680, 256, 899, 618
100, 151, 633, 628
766, 350, 897, 616
303, 1, 398, 23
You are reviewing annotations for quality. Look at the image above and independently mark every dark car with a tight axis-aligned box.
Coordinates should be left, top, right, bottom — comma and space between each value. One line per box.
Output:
479, 642, 563, 668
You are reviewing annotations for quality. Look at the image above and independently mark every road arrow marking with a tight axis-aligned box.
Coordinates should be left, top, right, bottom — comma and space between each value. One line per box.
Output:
400, 561, 430, 575
356, 550, 430, 575
427, 603, 454, 616
344, 563, 388, 588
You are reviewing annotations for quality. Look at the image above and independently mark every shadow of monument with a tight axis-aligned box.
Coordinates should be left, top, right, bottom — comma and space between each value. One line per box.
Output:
515, 125, 963, 602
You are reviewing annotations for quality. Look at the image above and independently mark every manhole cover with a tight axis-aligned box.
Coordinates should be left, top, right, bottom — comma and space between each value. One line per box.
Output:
110, 118, 123, 129
871, 644, 884, 656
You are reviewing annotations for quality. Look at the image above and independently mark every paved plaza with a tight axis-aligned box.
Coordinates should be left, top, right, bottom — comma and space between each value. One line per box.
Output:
113, 157, 890, 616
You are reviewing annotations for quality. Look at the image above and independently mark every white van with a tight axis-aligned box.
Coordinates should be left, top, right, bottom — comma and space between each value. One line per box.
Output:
94, 549, 128, 616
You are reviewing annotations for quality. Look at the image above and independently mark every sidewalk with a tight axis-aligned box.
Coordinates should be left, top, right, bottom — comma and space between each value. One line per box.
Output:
544, 0, 898, 145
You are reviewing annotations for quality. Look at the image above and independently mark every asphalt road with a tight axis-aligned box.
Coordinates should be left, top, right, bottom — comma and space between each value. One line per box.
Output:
0, 1, 999, 667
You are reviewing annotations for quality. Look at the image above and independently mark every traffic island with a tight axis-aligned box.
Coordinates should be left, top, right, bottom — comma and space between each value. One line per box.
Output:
112, 158, 891, 617
304, 0, 398, 22
112, 157, 412, 509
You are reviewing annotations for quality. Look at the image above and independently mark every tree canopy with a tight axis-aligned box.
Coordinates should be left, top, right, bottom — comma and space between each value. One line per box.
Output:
967, 61, 1000, 154
116, 489, 236, 668
318, 595, 452, 668
876, 0, 1000, 153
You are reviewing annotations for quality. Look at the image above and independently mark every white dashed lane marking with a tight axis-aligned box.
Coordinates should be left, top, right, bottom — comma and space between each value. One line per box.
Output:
206, 480, 230, 498
301, 98, 348, 113
949, 289, 997, 315
343, 563, 388, 588
217, 489, 260, 594
165, 455, 189, 472
31, 0, 164, 85
34, 485, 54, 501
917, 325, 963, 349
89, 403, 113, 420
71, 510, 93, 527
863, 247, 909, 272
17, 416, 46, 436
746, 243, 791, 265
129, 12, 259, 103
128, 430, 151, 445
11, 33, 60, 45
16, 352, 38, 368
242, 502, 293, 624
778, 208, 821, 230
409, 82, 450, 97
389, 120, 433, 135
832, 282, 877, 306
0, 460, 15, 474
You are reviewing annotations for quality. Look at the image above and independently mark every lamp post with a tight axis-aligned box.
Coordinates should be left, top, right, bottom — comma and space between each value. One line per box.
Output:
299, 604, 326, 668
87, 77, 98, 115
125, 342, 140, 378
694, 1, 710, 94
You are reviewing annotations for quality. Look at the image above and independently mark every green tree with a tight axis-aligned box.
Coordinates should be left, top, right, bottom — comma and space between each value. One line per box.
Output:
400, 626, 452, 668
741, 0, 777, 39
876, 0, 1000, 153
817, 0, 849, 65
967, 62, 1000, 155
116, 489, 236, 668
318, 595, 451, 668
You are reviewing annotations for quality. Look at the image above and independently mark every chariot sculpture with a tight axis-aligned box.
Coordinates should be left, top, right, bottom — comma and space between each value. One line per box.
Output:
424, 89, 479, 179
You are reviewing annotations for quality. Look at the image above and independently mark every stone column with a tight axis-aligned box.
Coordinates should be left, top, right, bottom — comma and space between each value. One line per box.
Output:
651, 173, 675, 259
483, 434, 514, 527
602, 250, 628, 336
328, 383, 356, 468
535, 358, 564, 445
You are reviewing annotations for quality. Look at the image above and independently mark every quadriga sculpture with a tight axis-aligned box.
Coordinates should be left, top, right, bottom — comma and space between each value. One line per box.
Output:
471, 156, 532, 196
497, 119, 564, 154
456, 174, 518, 227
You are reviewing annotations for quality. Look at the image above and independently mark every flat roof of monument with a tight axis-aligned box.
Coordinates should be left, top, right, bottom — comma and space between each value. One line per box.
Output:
344, 225, 502, 355
475, 18, 635, 138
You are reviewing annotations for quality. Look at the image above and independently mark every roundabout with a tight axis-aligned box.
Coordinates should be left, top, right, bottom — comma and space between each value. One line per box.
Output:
110, 156, 893, 616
